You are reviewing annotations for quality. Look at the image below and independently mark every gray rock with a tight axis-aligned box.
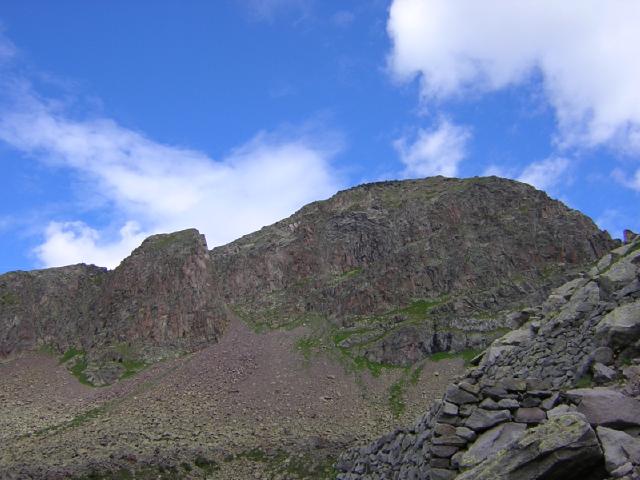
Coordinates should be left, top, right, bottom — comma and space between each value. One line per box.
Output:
455, 426, 477, 442
434, 423, 456, 436
442, 402, 459, 416
596, 427, 640, 474
430, 468, 456, 480
567, 388, 640, 428
592, 362, 617, 384
591, 346, 614, 365
430, 445, 459, 458
456, 414, 604, 480
459, 422, 527, 469
540, 392, 560, 411
611, 462, 634, 478
498, 398, 521, 409
445, 385, 478, 405
595, 300, 640, 349
465, 409, 511, 431
432, 435, 467, 446
514, 407, 546, 424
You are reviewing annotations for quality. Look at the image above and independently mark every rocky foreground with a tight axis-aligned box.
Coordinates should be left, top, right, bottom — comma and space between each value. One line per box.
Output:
337, 233, 640, 479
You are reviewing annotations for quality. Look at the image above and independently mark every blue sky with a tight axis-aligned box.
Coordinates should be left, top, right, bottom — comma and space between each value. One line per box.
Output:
0, 0, 638, 272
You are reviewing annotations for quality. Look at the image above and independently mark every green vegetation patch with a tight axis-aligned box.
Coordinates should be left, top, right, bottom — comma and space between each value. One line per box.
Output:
232, 448, 337, 479
388, 379, 406, 417
295, 336, 323, 361
397, 298, 446, 316
76, 465, 182, 480
0, 291, 19, 306
70, 355, 92, 386
59, 347, 84, 364
575, 373, 594, 388
121, 358, 147, 379
350, 354, 401, 378
428, 348, 484, 366
330, 267, 363, 286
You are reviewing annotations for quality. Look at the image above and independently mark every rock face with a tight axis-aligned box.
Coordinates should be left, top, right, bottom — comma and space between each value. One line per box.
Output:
0, 264, 106, 357
0, 229, 228, 360
0, 177, 617, 373
211, 176, 615, 365
336, 233, 640, 480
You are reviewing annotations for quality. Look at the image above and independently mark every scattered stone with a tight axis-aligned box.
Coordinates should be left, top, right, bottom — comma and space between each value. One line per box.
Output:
465, 409, 511, 431
514, 407, 546, 424
459, 422, 527, 469
591, 347, 614, 365
596, 426, 640, 474
442, 402, 459, 416
567, 388, 640, 428
445, 385, 478, 405
592, 362, 617, 384
595, 300, 640, 349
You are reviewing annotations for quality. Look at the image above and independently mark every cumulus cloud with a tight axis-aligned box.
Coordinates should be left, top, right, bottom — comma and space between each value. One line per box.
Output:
0, 88, 342, 269
394, 119, 471, 177
612, 167, 640, 192
517, 157, 570, 191
483, 157, 570, 192
387, 0, 640, 150
34, 221, 146, 269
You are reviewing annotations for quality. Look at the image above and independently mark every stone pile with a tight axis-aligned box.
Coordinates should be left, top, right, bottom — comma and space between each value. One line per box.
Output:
337, 234, 640, 479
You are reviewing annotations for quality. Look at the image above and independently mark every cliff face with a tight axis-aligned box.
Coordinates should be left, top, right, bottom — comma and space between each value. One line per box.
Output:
211, 176, 616, 364
0, 264, 106, 357
0, 229, 228, 364
0, 177, 618, 376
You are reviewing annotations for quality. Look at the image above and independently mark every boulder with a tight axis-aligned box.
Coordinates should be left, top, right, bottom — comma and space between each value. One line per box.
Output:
456, 413, 604, 480
465, 409, 511, 431
514, 407, 546, 424
459, 422, 527, 469
596, 427, 640, 474
567, 388, 640, 428
592, 362, 617, 384
595, 300, 640, 349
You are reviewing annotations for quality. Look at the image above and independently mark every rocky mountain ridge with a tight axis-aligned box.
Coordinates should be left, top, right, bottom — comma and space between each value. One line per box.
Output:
0, 176, 616, 385
336, 233, 640, 479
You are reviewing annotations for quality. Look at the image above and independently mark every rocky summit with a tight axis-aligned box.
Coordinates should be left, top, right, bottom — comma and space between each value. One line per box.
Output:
0, 176, 632, 480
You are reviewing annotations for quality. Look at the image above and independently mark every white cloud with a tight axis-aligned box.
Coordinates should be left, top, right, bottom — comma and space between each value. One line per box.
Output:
34, 221, 146, 269
387, 0, 640, 150
0, 89, 342, 269
517, 157, 570, 190
595, 209, 639, 240
612, 167, 640, 192
394, 119, 471, 177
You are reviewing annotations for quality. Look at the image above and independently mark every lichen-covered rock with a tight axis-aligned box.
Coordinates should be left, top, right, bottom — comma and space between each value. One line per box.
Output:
459, 422, 526, 469
456, 413, 604, 480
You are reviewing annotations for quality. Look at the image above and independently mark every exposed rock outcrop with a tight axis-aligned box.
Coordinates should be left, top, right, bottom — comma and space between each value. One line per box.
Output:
211, 176, 615, 365
336, 233, 640, 479
0, 229, 228, 365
